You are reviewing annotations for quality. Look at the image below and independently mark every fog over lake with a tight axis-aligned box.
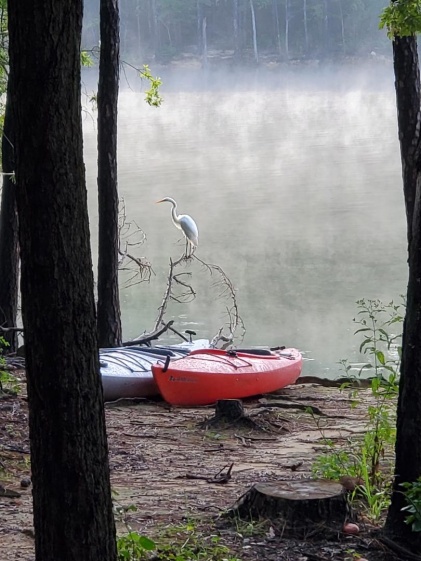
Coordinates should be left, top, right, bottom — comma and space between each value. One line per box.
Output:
82, 62, 407, 376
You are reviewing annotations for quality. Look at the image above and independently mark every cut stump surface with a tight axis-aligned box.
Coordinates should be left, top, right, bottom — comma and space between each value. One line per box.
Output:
231, 479, 350, 538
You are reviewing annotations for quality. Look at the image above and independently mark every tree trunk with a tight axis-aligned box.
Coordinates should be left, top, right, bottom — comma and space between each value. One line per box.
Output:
384, 35, 421, 551
231, 480, 349, 537
197, 0, 203, 55
285, 0, 290, 60
97, 0, 122, 348
7, 1, 117, 560
339, 0, 345, 54
202, 17, 208, 68
324, 0, 329, 55
303, 0, 308, 55
0, 83, 19, 352
391, 36, 421, 250
150, 0, 159, 58
233, 0, 240, 56
249, 0, 258, 64
273, 0, 282, 57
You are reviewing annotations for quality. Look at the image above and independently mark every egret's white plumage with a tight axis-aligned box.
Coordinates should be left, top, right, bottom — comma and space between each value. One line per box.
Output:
156, 197, 199, 253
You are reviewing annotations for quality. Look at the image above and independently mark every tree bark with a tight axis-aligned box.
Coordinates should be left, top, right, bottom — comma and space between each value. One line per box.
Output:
97, 0, 122, 348
7, 1, 117, 560
0, 82, 19, 352
392, 36, 421, 250
215, 399, 245, 420
384, 35, 421, 551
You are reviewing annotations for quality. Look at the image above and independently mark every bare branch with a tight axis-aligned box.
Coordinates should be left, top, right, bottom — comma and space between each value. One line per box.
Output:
122, 320, 174, 347
117, 197, 154, 288
154, 253, 190, 330
193, 255, 245, 347
0, 325, 24, 333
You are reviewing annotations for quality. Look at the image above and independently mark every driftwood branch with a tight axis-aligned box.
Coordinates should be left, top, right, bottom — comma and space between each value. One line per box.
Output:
298, 376, 373, 388
153, 251, 245, 349
154, 253, 193, 331
193, 256, 245, 348
0, 325, 24, 333
122, 320, 174, 347
117, 197, 154, 288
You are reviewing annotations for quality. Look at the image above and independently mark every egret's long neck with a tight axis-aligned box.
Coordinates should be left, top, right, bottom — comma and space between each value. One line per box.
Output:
170, 201, 181, 228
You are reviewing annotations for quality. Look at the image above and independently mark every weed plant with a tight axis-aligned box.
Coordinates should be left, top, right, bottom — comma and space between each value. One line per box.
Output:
0, 337, 19, 394
113, 494, 240, 561
312, 298, 403, 521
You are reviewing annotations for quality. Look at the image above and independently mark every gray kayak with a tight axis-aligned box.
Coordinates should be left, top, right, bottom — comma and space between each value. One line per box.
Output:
100, 339, 209, 401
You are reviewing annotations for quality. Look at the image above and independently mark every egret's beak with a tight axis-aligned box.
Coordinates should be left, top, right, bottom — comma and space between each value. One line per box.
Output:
156, 199, 164, 204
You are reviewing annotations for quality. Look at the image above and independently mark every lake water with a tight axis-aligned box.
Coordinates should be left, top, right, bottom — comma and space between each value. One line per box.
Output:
82, 61, 407, 376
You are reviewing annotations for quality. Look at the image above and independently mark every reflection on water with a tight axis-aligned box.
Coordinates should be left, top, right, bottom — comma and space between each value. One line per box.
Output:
83, 64, 407, 376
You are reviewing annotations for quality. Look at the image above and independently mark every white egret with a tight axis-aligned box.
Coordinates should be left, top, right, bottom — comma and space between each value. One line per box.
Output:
156, 197, 199, 256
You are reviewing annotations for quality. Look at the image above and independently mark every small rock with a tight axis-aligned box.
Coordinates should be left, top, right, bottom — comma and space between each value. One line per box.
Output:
342, 522, 360, 535
20, 478, 31, 488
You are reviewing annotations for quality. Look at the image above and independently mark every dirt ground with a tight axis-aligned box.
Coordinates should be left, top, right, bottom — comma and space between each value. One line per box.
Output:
0, 375, 402, 561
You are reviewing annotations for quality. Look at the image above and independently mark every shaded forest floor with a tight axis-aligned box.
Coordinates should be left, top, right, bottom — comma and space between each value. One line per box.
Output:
0, 374, 401, 561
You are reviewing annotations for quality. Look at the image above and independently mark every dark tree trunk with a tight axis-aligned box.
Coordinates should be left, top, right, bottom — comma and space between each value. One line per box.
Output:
7, 2, 117, 560
384, 35, 421, 551
391, 37, 421, 250
97, 0, 122, 348
0, 83, 19, 352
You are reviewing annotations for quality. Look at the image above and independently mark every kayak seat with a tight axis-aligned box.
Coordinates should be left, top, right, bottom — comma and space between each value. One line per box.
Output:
232, 348, 273, 356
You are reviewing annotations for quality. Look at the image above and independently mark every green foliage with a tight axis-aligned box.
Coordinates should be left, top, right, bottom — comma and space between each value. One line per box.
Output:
81, 50, 94, 67
0, 337, 19, 394
155, 520, 241, 561
401, 478, 421, 532
113, 495, 239, 561
354, 445, 392, 521
117, 532, 156, 561
140, 65, 163, 108
312, 444, 359, 481
353, 298, 403, 385
312, 298, 402, 521
380, 0, 421, 39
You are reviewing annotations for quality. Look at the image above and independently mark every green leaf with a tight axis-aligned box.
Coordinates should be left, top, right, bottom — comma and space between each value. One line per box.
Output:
359, 339, 374, 353
376, 351, 386, 365
138, 536, 156, 551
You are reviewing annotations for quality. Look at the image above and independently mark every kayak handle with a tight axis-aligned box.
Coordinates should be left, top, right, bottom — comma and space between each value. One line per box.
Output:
162, 355, 171, 373
185, 329, 196, 343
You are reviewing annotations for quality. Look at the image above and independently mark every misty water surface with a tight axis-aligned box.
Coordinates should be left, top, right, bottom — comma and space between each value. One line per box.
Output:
83, 63, 407, 376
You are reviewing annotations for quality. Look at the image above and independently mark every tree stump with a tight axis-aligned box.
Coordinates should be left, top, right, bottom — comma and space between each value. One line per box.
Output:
200, 399, 260, 430
231, 479, 351, 538
215, 399, 245, 420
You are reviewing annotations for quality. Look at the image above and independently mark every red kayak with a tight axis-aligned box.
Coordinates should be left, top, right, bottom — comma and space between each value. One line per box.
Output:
151, 347, 302, 406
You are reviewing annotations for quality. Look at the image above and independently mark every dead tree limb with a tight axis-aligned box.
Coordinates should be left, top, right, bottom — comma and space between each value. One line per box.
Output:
122, 320, 174, 347
117, 197, 154, 288
0, 325, 24, 333
193, 256, 245, 347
